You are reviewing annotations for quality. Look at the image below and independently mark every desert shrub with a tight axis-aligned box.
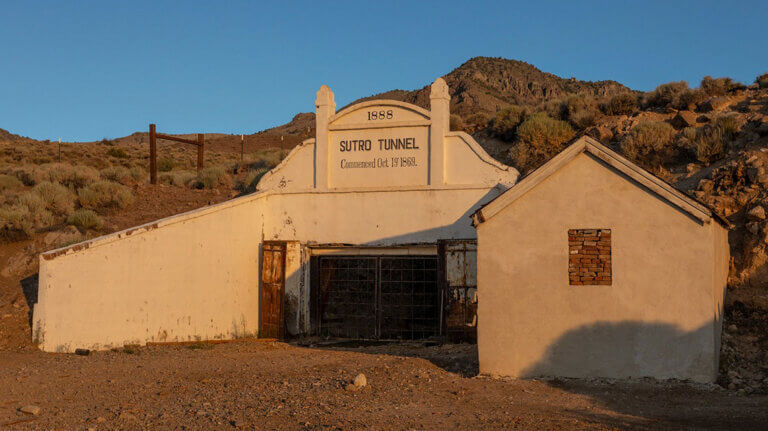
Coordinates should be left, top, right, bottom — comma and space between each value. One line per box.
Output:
100, 138, 114, 146
106, 147, 128, 158
159, 170, 197, 187
693, 128, 727, 165
0, 205, 35, 239
681, 127, 698, 142
712, 114, 741, 138
9, 165, 45, 186
510, 113, 576, 172
69, 165, 100, 188
559, 95, 598, 119
240, 168, 270, 193
490, 106, 528, 141
1, 192, 56, 238
67, 209, 103, 231
249, 149, 284, 170
0, 174, 23, 191
756, 73, 768, 89
449, 114, 464, 131
620, 121, 676, 168
32, 181, 75, 215
570, 109, 598, 129
19, 192, 47, 217
100, 166, 132, 185
644, 81, 689, 108
78, 181, 135, 209
35, 163, 99, 189
193, 166, 232, 189
674, 89, 707, 110
464, 113, 489, 129
41, 163, 74, 184
157, 157, 174, 172
700, 76, 737, 97
601, 93, 638, 116
129, 166, 147, 183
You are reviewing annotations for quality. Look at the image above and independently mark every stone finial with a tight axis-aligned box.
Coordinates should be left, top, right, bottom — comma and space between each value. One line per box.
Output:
315, 85, 336, 113
430, 78, 450, 100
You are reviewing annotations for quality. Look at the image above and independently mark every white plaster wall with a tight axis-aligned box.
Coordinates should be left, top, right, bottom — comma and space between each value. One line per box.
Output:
476, 153, 729, 383
34, 194, 267, 352
262, 187, 502, 245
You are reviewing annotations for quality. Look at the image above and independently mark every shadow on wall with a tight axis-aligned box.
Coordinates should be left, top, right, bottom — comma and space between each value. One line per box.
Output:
518, 320, 719, 381
20, 273, 38, 331
349, 187, 503, 246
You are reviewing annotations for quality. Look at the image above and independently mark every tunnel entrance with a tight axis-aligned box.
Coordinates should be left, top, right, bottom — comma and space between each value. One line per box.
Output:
312, 255, 441, 340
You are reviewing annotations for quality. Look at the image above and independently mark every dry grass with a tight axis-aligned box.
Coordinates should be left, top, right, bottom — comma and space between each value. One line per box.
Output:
0, 174, 23, 191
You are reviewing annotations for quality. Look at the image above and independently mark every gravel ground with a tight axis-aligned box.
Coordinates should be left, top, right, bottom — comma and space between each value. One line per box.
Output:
1, 341, 767, 430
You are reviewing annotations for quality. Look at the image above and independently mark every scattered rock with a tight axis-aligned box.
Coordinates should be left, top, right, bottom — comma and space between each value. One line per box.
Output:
353, 373, 367, 388
19, 405, 41, 415
746, 222, 760, 235
698, 179, 714, 194
748, 206, 766, 221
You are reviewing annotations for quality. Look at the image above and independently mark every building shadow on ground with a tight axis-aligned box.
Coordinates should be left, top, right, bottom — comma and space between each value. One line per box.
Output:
515, 320, 768, 430
300, 319, 768, 430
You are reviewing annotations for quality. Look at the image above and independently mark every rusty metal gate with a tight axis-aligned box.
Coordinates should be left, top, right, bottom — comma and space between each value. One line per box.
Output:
439, 240, 478, 342
312, 256, 440, 340
260, 241, 286, 339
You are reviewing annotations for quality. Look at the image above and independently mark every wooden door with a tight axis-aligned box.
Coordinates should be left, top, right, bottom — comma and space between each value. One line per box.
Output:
260, 241, 286, 339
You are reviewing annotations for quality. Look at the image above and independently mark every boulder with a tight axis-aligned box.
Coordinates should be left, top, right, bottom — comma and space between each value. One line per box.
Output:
698, 96, 730, 113
586, 126, 613, 143
670, 111, 698, 129
748, 205, 766, 221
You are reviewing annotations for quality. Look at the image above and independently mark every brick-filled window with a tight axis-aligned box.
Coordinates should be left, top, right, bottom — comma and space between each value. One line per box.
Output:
568, 229, 612, 285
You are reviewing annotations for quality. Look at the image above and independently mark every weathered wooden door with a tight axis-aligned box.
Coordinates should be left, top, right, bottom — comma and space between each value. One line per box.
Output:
260, 241, 286, 339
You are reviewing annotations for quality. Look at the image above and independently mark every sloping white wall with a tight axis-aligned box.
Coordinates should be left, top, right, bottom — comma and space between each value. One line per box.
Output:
34, 194, 268, 352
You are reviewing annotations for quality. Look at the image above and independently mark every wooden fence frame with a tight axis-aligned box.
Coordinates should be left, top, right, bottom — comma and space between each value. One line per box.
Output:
149, 123, 205, 185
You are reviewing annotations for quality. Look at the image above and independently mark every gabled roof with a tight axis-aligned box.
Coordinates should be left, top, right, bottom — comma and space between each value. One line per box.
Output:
472, 135, 728, 227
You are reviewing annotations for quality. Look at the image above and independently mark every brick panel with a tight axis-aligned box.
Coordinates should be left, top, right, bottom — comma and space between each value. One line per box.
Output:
568, 229, 612, 286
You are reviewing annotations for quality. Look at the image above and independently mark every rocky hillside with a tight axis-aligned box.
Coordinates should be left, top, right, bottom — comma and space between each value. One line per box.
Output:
353, 57, 631, 119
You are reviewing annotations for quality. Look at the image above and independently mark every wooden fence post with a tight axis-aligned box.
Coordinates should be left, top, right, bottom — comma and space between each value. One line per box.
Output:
149, 124, 157, 185
197, 133, 204, 173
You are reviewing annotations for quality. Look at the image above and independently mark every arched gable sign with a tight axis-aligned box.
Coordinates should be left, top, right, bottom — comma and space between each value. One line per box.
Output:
314, 79, 450, 189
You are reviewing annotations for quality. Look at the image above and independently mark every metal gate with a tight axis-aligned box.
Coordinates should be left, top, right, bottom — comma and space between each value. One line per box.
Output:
260, 241, 286, 339
314, 255, 440, 340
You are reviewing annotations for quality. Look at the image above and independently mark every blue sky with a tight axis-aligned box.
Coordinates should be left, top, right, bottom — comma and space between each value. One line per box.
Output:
1, 1, 766, 141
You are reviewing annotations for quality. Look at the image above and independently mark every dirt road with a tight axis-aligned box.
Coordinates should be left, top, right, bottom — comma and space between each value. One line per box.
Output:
1, 341, 766, 430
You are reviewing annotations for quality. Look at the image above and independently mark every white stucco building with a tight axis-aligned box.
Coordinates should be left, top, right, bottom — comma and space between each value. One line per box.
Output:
31, 80, 729, 383
33, 79, 517, 350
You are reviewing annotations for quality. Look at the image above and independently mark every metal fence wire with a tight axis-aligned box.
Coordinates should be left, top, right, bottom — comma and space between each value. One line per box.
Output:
318, 256, 440, 340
